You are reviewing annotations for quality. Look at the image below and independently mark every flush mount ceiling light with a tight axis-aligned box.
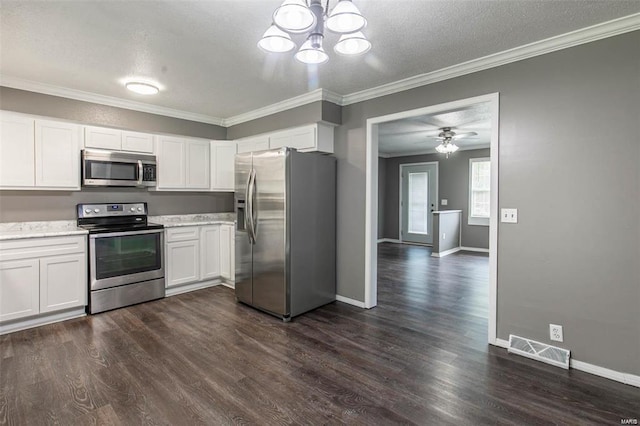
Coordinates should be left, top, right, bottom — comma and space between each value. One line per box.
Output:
125, 81, 160, 95
259, 0, 370, 65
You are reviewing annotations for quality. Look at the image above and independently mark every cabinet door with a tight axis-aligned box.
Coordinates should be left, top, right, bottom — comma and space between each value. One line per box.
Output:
200, 225, 220, 280
210, 141, 236, 191
186, 140, 210, 189
269, 126, 316, 151
229, 225, 235, 282
121, 131, 154, 153
157, 136, 186, 188
35, 120, 81, 189
166, 240, 200, 287
0, 112, 35, 187
237, 136, 269, 153
0, 259, 40, 321
39, 253, 86, 313
219, 225, 231, 279
84, 126, 121, 150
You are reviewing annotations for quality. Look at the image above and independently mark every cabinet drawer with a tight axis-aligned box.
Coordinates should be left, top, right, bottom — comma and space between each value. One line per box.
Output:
165, 227, 199, 242
0, 235, 86, 262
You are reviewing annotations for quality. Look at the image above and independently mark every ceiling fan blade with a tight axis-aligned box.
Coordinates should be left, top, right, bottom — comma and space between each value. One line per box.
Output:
451, 131, 478, 140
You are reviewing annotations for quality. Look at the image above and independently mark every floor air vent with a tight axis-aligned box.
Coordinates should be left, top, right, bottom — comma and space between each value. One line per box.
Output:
508, 334, 570, 369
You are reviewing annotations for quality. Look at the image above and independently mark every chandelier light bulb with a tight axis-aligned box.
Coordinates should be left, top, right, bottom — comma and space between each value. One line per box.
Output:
258, 24, 296, 53
326, 0, 367, 34
273, 0, 316, 34
334, 32, 371, 55
295, 36, 329, 64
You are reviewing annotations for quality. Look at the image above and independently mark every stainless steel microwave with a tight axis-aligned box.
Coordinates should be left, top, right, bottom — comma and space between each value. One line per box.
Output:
82, 149, 157, 187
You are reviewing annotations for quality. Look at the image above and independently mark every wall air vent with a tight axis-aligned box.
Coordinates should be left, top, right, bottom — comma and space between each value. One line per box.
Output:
508, 334, 570, 369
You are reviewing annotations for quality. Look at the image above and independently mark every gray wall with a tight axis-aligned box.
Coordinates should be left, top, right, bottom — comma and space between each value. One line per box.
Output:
0, 87, 227, 139
377, 157, 387, 239
0, 87, 233, 222
0, 189, 233, 222
334, 32, 640, 375
382, 149, 490, 248
226, 100, 341, 139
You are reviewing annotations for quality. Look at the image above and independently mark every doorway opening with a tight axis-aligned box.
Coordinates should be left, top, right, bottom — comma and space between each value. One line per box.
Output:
365, 93, 499, 345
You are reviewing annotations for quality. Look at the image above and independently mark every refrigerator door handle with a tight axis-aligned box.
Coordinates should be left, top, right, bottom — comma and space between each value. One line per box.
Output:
247, 169, 257, 244
245, 171, 255, 244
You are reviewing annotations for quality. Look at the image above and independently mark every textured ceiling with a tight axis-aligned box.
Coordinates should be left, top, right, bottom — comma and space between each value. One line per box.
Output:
378, 103, 491, 156
0, 1, 638, 119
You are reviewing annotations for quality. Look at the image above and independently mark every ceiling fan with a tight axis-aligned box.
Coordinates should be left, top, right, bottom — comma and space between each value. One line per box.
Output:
426, 127, 478, 158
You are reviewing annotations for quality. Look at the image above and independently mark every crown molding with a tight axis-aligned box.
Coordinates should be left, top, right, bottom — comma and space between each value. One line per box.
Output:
0, 75, 225, 126
222, 88, 342, 127
1, 14, 638, 128
340, 13, 640, 106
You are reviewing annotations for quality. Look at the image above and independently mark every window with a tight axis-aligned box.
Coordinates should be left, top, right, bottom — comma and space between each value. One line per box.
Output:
469, 158, 490, 226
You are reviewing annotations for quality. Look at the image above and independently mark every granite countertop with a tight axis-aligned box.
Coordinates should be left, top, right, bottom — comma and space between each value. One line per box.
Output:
0, 221, 88, 241
149, 212, 236, 228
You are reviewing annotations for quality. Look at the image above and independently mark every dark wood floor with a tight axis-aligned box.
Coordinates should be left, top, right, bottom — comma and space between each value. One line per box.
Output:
1, 243, 638, 425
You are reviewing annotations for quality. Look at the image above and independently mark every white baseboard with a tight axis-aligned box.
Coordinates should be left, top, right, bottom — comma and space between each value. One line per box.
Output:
0, 308, 86, 335
377, 238, 401, 243
165, 279, 220, 297
460, 246, 490, 253
494, 337, 639, 388
220, 280, 235, 289
336, 295, 367, 308
431, 247, 461, 258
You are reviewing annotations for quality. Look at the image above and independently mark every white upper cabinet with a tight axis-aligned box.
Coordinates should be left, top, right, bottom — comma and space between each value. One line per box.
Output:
210, 140, 237, 191
269, 126, 316, 151
0, 112, 80, 190
156, 136, 210, 190
121, 130, 155, 153
0, 112, 35, 187
35, 120, 81, 189
157, 135, 186, 189
85, 126, 154, 153
237, 135, 269, 153
186, 140, 210, 189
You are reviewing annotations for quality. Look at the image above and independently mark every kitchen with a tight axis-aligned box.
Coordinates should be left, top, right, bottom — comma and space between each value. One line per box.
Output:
1, 1, 639, 424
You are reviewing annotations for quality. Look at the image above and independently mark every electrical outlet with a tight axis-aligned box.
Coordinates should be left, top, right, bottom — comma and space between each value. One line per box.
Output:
441, 199, 448, 206
549, 324, 563, 342
442, 233, 446, 240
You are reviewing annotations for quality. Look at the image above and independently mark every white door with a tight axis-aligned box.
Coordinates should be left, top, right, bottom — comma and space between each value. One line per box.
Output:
401, 163, 438, 244
166, 240, 200, 287
186, 140, 210, 189
200, 225, 221, 280
157, 136, 186, 188
39, 253, 86, 313
35, 120, 81, 189
0, 112, 35, 187
0, 259, 40, 321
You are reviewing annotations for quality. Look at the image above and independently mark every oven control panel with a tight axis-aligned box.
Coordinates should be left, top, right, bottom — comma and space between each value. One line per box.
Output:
77, 203, 147, 218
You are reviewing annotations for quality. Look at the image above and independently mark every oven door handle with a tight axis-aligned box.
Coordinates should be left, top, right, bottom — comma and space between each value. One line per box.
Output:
89, 229, 164, 239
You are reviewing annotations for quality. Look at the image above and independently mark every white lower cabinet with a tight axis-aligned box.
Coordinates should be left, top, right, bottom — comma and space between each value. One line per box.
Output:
165, 222, 235, 292
166, 239, 200, 288
0, 259, 40, 322
39, 254, 86, 313
0, 235, 87, 323
200, 225, 221, 280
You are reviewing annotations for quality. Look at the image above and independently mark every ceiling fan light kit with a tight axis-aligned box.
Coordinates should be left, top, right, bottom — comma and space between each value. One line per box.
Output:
260, 0, 370, 64
431, 127, 476, 158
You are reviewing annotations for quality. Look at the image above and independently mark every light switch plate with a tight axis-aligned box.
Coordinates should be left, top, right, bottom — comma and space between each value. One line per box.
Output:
441, 199, 448, 206
501, 208, 518, 223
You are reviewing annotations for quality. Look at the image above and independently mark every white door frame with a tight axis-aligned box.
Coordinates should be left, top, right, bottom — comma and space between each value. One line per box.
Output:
365, 92, 500, 345
398, 161, 439, 245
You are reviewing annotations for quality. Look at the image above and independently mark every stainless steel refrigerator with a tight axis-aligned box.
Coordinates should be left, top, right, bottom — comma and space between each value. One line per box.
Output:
235, 147, 336, 321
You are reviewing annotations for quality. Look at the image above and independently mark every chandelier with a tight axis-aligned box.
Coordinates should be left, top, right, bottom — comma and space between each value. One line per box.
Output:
258, 0, 371, 65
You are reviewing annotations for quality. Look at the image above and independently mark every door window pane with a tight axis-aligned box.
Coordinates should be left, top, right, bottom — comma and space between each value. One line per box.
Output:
408, 172, 429, 235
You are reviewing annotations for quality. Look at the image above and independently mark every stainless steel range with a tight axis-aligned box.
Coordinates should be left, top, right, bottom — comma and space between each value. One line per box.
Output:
77, 202, 165, 314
